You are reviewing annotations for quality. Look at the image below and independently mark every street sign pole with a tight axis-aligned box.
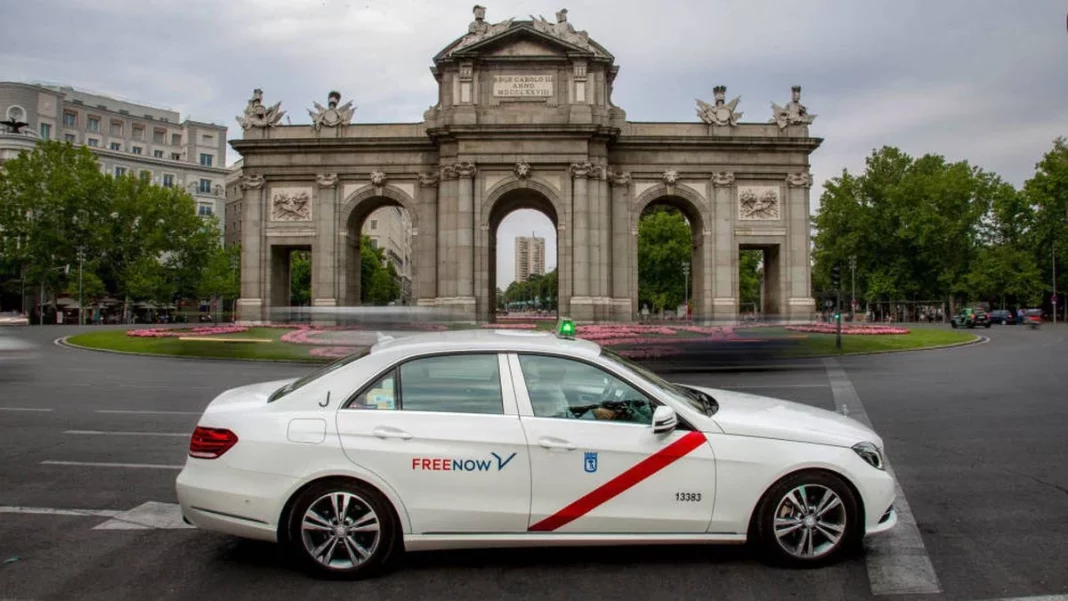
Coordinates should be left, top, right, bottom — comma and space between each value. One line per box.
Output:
836, 288, 842, 349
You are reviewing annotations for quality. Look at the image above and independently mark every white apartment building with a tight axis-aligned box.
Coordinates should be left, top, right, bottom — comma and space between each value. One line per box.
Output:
364, 206, 413, 304
515, 236, 546, 283
0, 82, 230, 226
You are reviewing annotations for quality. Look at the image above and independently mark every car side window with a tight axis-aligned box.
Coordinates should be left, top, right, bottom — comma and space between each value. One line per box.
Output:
517, 354, 654, 425
350, 370, 398, 410
399, 354, 504, 415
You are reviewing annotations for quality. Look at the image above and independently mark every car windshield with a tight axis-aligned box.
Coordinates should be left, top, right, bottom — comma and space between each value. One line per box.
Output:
268, 349, 369, 402
600, 348, 717, 416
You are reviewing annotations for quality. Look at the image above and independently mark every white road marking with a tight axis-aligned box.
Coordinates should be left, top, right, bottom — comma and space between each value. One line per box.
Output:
41, 460, 183, 470
93, 501, 193, 530
64, 430, 189, 438
720, 383, 828, 389
823, 357, 942, 596
94, 409, 201, 416
0, 407, 53, 412
0, 506, 121, 518
974, 596, 1068, 601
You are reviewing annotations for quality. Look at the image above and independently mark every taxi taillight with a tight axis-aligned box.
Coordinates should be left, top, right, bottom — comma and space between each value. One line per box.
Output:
189, 426, 238, 459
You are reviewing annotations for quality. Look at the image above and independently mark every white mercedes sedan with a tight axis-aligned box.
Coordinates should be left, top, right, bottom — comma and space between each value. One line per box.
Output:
176, 325, 897, 579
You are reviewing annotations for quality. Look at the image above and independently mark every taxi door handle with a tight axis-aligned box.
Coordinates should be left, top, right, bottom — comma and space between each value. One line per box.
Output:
373, 427, 413, 440
538, 437, 576, 451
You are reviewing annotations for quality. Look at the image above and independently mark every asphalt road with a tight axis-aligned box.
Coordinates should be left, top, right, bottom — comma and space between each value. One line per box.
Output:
0, 324, 1065, 601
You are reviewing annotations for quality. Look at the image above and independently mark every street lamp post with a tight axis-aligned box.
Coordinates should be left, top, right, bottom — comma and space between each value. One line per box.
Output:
77, 249, 85, 326
681, 261, 690, 321
1053, 245, 1058, 325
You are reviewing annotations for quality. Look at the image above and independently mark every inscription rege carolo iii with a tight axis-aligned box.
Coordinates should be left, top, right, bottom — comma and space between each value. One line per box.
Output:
492, 74, 554, 97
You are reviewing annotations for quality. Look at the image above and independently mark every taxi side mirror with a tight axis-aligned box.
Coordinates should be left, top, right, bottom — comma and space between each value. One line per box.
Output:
652, 406, 678, 434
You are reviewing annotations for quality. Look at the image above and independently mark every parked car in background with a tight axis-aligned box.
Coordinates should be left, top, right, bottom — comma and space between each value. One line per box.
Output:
951, 308, 991, 329
988, 310, 1015, 325
0, 312, 29, 327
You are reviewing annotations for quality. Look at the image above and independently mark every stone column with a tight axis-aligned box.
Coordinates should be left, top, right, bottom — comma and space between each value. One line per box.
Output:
594, 167, 610, 310
455, 162, 477, 313
415, 172, 440, 305
236, 174, 265, 323
711, 172, 737, 321
312, 174, 338, 314
786, 172, 815, 321
569, 162, 592, 320
437, 164, 458, 299
609, 170, 632, 321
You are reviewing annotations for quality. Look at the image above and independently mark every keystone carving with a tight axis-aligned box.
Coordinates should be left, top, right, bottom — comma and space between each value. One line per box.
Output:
711, 171, 736, 187
370, 171, 387, 188
514, 161, 531, 180
315, 173, 338, 188
239, 174, 265, 190
662, 170, 679, 186
785, 172, 813, 188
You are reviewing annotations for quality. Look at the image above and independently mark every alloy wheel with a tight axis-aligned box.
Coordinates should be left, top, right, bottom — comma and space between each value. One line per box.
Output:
300, 491, 381, 570
772, 484, 847, 560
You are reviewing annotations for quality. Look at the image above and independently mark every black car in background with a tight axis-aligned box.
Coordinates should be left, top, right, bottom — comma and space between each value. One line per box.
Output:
989, 309, 1016, 325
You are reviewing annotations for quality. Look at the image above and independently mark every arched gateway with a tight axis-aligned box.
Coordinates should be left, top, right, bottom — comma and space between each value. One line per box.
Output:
227, 6, 821, 323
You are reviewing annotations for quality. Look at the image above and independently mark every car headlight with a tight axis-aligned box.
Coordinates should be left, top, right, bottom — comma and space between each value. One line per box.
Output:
852, 442, 884, 470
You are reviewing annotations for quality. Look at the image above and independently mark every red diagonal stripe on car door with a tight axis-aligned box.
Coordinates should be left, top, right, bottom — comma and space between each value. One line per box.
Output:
528, 430, 708, 532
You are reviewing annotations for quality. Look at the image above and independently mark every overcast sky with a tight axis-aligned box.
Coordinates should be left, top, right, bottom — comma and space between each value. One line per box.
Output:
3, 0, 1065, 286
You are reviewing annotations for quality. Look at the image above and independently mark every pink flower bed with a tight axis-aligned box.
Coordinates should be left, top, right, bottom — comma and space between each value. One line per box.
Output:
481, 323, 538, 330
616, 347, 685, 360
127, 325, 249, 338
786, 323, 910, 335
309, 346, 354, 359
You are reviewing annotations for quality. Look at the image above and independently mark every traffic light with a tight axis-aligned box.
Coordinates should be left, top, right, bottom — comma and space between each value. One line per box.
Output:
831, 264, 841, 290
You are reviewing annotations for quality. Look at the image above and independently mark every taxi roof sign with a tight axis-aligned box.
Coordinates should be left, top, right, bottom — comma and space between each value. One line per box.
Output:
556, 317, 576, 338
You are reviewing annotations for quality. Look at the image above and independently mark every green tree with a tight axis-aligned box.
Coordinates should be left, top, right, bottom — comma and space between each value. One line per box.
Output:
360, 236, 400, 305
738, 250, 762, 311
1023, 137, 1068, 317
289, 251, 311, 306
197, 243, 241, 314
638, 206, 691, 313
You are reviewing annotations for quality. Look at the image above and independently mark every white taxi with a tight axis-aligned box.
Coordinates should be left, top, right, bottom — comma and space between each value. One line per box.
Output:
176, 322, 897, 578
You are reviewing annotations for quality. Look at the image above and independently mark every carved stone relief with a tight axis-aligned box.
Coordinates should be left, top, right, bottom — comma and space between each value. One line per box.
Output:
569, 162, 593, 178
662, 170, 679, 186
236, 88, 285, 130
514, 161, 531, 179
315, 173, 338, 188
370, 171, 387, 188
454, 162, 478, 179
711, 171, 736, 187
738, 186, 781, 220
696, 86, 742, 127
609, 170, 632, 186
271, 190, 312, 221
239, 174, 265, 190
419, 172, 440, 187
308, 91, 355, 132
770, 85, 816, 129
785, 172, 813, 188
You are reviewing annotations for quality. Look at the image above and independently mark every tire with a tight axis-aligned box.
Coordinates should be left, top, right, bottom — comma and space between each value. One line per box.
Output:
286, 479, 401, 579
753, 470, 862, 568
951, 322, 958, 329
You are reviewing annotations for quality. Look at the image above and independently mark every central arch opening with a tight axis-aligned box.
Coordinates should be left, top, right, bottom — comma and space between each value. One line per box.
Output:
488, 188, 559, 322
342, 198, 413, 307
637, 196, 704, 320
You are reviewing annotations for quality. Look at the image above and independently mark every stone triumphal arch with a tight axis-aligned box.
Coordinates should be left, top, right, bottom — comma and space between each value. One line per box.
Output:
228, 6, 821, 323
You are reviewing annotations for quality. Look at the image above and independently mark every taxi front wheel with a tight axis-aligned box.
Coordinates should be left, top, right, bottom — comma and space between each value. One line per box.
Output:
286, 479, 401, 579
752, 470, 861, 568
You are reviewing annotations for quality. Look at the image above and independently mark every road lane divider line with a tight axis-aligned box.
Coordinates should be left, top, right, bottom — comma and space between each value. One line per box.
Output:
41, 460, 183, 470
0, 506, 122, 518
64, 430, 190, 438
823, 357, 942, 596
94, 409, 202, 416
92, 501, 194, 530
0, 407, 53, 412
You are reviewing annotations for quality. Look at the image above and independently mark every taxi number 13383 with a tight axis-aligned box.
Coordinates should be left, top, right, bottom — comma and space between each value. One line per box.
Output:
675, 492, 702, 502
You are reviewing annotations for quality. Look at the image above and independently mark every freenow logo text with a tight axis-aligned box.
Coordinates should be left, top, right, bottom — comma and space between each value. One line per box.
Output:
411, 452, 517, 472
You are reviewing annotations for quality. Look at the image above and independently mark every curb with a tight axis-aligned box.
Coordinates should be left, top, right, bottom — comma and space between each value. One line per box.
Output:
781, 333, 987, 360
55, 336, 324, 366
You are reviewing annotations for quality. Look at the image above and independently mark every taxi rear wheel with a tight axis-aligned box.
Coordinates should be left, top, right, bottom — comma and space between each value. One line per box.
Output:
286, 480, 400, 579
753, 470, 861, 568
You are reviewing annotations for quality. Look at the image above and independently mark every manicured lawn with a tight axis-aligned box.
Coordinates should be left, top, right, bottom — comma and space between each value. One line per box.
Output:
783, 327, 978, 356
66, 327, 323, 362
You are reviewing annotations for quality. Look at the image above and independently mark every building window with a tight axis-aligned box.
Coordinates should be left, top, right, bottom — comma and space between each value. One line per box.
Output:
198, 204, 214, 216
63, 111, 77, 127
139, 170, 152, 182
199, 153, 213, 167
64, 133, 76, 143
162, 174, 174, 188
171, 133, 181, 146
171, 152, 181, 161
87, 117, 100, 132
110, 142, 122, 151
87, 138, 99, 147
153, 129, 165, 143
152, 149, 162, 158
39, 123, 51, 140
370, 239, 378, 249
133, 126, 144, 141
114, 166, 127, 177
131, 146, 142, 155
110, 121, 123, 136
198, 178, 211, 194
370, 219, 378, 230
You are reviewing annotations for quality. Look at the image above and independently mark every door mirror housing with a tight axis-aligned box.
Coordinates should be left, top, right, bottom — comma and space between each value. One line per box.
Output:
652, 405, 678, 434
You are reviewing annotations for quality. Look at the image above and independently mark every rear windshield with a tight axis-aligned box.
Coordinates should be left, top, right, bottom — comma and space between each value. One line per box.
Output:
268, 349, 369, 402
